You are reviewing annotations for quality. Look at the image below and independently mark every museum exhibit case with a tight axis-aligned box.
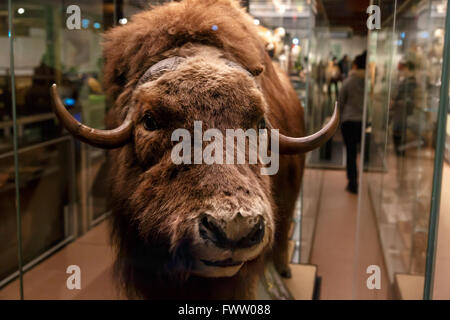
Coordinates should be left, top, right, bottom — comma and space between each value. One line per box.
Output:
1, 0, 449, 300
0, 0, 334, 299
249, 0, 334, 264
354, 0, 450, 299
0, 0, 116, 299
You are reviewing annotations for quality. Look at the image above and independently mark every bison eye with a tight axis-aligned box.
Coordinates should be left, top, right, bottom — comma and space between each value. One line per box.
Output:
258, 118, 266, 130
142, 114, 159, 131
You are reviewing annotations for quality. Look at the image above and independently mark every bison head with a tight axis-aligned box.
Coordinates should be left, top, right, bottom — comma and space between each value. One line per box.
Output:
49, 1, 338, 291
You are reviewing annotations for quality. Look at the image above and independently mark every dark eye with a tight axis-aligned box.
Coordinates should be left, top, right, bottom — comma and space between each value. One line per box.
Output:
258, 118, 266, 130
142, 114, 159, 131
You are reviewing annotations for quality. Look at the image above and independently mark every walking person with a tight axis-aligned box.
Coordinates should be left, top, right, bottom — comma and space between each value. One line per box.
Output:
390, 60, 417, 157
338, 51, 367, 194
326, 57, 341, 99
338, 54, 350, 80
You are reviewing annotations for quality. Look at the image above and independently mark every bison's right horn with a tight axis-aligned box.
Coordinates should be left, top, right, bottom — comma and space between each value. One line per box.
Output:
278, 102, 339, 154
50, 84, 133, 149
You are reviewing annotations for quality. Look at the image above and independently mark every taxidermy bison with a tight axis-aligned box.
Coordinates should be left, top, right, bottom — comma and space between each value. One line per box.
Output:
51, 0, 338, 299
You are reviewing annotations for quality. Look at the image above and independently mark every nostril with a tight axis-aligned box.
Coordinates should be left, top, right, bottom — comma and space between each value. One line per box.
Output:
201, 216, 211, 229
236, 219, 265, 248
199, 215, 226, 245
199, 216, 213, 240
248, 220, 265, 245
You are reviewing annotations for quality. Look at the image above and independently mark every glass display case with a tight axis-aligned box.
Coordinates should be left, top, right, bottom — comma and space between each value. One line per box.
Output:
0, 0, 114, 298
249, 0, 329, 264
0, 0, 331, 299
1, 0, 449, 300
298, 25, 331, 263
355, 0, 450, 299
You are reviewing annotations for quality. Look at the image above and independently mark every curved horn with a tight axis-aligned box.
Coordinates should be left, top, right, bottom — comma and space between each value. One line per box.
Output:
278, 102, 339, 154
50, 84, 133, 149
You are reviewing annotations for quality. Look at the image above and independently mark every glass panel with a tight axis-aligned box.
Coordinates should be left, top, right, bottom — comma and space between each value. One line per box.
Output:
0, 0, 21, 299
0, 0, 175, 300
300, 19, 330, 264
355, 0, 449, 299
0, 0, 109, 299
431, 0, 450, 300
433, 93, 450, 299
1, 0, 332, 299
249, 0, 327, 265
307, 26, 366, 170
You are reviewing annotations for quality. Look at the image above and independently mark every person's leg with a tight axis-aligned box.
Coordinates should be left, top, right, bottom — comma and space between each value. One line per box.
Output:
342, 122, 358, 193
333, 79, 339, 97
330, 80, 335, 98
328, 81, 332, 99
393, 132, 402, 156
341, 122, 352, 181
354, 121, 362, 184
355, 121, 363, 146
393, 121, 405, 156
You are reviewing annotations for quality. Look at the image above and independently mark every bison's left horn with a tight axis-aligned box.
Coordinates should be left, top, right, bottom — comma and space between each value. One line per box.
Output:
278, 102, 339, 154
50, 84, 133, 149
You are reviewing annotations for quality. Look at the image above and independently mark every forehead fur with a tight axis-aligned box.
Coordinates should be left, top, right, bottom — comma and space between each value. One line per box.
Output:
103, 0, 267, 104
133, 51, 267, 125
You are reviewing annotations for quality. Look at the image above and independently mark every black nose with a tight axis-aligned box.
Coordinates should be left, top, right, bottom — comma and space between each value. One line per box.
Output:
199, 215, 265, 249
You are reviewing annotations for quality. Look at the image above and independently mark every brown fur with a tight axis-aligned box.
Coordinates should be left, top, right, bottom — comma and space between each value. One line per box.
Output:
102, 0, 304, 299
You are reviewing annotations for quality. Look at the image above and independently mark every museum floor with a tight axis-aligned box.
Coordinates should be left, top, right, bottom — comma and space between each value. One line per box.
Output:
0, 166, 448, 300
309, 169, 359, 299
0, 169, 354, 299
433, 161, 450, 299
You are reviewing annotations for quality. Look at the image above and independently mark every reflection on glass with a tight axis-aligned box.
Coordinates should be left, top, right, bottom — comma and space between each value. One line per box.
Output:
0, 0, 178, 300
356, 0, 448, 299
0, 0, 19, 299
250, 0, 328, 264
0, 0, 113, 298
432, 1, 450, 300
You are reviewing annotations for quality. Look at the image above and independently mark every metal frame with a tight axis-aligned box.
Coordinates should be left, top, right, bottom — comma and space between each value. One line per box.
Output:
7, 0, 23, 300
423, 0, 450, 300
0, 136, 78, 293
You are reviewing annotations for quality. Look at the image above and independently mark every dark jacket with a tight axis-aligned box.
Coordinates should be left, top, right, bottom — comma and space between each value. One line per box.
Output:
338, 69, 365, 123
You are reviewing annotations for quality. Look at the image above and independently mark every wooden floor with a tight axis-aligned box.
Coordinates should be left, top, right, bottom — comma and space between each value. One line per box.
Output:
1, 166, 448, 300
0, 221, 124, 300
309, 169, 358, 299
0, 219, 316, 300
0, 169, 380, 300
433, 162, 450, 299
